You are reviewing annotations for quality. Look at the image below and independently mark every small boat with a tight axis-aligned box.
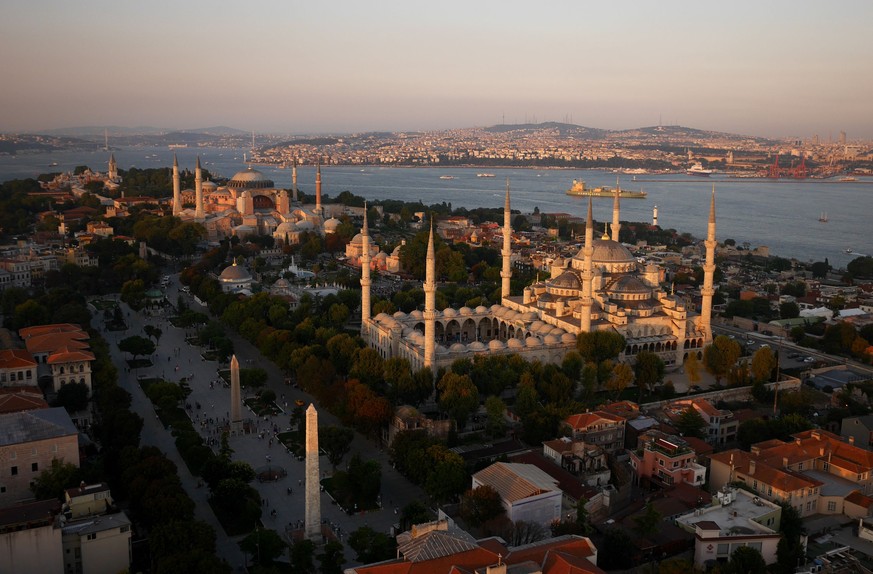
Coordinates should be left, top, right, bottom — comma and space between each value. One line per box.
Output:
439, 175, 455, 180
477, 173, 495, 178
49, 162, 59, 167
839, 176, 857, 182
819, 212, 828, 223
845, 248, 854, 254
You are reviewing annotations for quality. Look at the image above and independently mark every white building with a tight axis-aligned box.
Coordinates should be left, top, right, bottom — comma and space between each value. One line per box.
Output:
472, 462, 562, 527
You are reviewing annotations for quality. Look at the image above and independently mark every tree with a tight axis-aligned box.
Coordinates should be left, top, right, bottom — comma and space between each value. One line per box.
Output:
606, 362, 634, 399
633, 502, 662, 537
55, 381, 90, 412
810, 260, 830, 279
437, 372, 479, 429
31, 459, 82, 500
727, 545, 767, 574
751, 347, 777, 382
676, 406, 707, 439
144, 324, 163, 345
658, 558, 698, 574
779, 301, 800, 319
460, 485, 505, 527
599, 527, 635, 570
484, 395, 506, 438
290, 539, 316, 573
703, 335, 741, 385
684, 353, 702, 389
424, 447, 467, 503
118, 335, 156, 361
775, 502, 805, 574
634, 351, 665, 400
319, 426, 355, 470
317, 540, 345, 574
348, 526, 397, 564
576, 331, 626, 363
737, 418, 771, 450
238, 528, 286, 566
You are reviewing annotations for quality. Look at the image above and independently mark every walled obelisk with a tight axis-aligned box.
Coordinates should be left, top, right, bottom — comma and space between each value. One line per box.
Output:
304, 404, 321, 541
230, 355, 241, 431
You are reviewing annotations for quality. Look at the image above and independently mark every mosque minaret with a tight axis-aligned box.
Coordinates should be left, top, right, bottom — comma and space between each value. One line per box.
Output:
500, 180, 512, 301
172, 154, 182, 216
360, 203, 372, 335
194, 156, 205, 221
423, 222, 437, 370
698, 187, 717, 336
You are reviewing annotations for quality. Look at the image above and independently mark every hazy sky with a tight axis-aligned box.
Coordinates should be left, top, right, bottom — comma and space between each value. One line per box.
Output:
2, 0, 871, 138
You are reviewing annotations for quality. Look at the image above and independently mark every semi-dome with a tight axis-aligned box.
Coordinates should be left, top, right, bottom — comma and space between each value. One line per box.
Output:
435, 344, 448, 355
609, 275, 652, 294
549, 271, 582, 289
202, 180, 218, 190
273, 278, 289, 289
275, 221, 296, 233
227, 167, 275, 189
543, 334, 559, 345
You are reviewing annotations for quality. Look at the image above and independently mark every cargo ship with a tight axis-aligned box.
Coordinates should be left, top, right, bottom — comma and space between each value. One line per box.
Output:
566, 179, 647, 198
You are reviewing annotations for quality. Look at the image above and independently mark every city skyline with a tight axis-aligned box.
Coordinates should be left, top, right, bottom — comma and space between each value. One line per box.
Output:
2, 0, 872, 139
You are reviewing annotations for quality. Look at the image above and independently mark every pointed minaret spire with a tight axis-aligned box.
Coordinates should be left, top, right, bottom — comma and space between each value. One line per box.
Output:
611, 180, 621, 242
314, 162, 323, 217
172, 153, 181, 216
291, 158, 299, 202
194, 156, 205, 221
360, 202, 372, 334
501, 179, 513, 300
423, 218, 436, 370
699, 185, 717, 337
108, 153, 117, 181
580, 198, 594, 332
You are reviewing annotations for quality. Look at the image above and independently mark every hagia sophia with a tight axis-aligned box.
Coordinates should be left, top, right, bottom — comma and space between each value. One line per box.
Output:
362, 185, 717, 372
171, 155, 341, 244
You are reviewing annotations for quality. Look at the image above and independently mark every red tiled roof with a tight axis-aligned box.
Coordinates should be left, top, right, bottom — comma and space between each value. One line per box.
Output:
25, 333, 89, 355
0, 349, 36, 369
47, 349, 95, 364
0, 392, 49, 414
19, 323, 85, 339
565, 410, 625, 430
845, 491, 873, 509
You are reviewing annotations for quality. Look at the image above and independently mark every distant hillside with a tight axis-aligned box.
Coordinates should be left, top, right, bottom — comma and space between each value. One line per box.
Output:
617, 124, 775, 144
484, 122, 607, 139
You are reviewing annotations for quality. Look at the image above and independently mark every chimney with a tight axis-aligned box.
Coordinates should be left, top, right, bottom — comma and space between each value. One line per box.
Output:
849, 436, 855, 445
749, 460, 756, 475
795, 437, 802, 446
811, 430, 821, 440
783, 457, 789, 468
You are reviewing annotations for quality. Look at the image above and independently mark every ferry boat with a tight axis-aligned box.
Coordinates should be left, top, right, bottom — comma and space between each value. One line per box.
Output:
566, 179, 647, 199
839, 176, 858, 182
476, 173, 496, 178
168, 143, 188, 149
439, 175, 455, 180
686, 163, 713, 177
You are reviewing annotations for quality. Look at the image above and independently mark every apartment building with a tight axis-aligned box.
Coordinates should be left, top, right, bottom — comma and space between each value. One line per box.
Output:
629, 431, 707, 488
562, 411, 627, 453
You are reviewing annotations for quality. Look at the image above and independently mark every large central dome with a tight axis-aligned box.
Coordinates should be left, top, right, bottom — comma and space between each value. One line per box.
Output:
227, 167, 275, 189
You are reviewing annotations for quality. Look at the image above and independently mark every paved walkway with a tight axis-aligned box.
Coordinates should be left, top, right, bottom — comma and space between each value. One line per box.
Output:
96, 276, 428, 570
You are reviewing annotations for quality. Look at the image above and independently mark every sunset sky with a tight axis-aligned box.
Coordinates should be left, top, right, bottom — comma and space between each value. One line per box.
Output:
2, 0, 871, 138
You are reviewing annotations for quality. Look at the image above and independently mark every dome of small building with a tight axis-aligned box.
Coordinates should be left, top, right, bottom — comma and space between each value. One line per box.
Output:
550, 327, 565, 336
275, 221, 297, 233
450, 343, 466, 352
459, 306, 473, 316
507, 338, 523, 349
273, 278, 289, 289
544, 334, 559, 345
219, 260, 252, 281
393, 311, 407, 319
375, 312, 391, 321
350, 233, 364, 245
442, 308, 458, 318
324, 217, 341, 233
488, 340, 505, 350
409, 310, 424, 320
530, 320, 545, 331
490, 304, 503, 313
202, 180, 217, 189
475, 306, 489, 314
522, 311, 539, 321
525, 337, 542, 347
436, 344, 448, 355
468, 341, 486, 351
295, 220, 316, 231
561, 333, 577, 344
395, 405, 419, 420
227, 167, 274, 189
